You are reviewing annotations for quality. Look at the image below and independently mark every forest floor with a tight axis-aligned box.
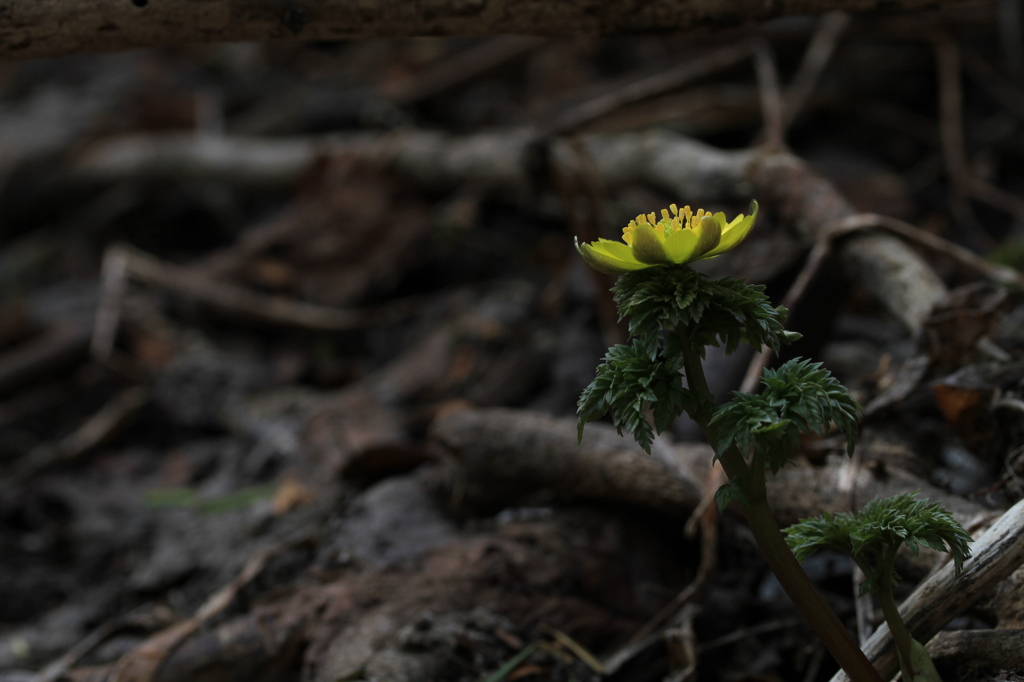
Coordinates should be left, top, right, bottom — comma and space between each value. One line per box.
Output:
1, 4, 1024, 681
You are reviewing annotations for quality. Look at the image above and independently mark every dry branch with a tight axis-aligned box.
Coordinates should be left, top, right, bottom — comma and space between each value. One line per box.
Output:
428, 408, 992, 535
430, 407, 706, 517
21, 386, 150, 476
0, 0, 980, 61
927, 629, 1024, 672
92, 244, 364, 363
0, 323, 90, 396
73, 128, 949, 334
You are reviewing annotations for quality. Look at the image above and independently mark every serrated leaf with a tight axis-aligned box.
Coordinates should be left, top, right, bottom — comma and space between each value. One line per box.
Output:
577, 340, 695, 454
785, 493, 974, 599
715, 480, 749, 510
612, 267, 789, 359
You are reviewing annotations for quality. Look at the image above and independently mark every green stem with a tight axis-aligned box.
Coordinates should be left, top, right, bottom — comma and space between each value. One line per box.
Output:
876, 546, 916, 681
677, 326, 882, 682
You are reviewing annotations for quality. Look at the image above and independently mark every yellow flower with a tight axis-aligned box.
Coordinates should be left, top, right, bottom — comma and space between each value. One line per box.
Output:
575, 201, 759, 274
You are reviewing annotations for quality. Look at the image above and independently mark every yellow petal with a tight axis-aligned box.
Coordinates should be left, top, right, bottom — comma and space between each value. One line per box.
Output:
590, 238, 638, 262
576, 238, 649, 274
691, 215, 722, 259
663, 226, 698, 262
700, 200, 759, 259
630, 225, 672, 264
576, 201, 758, 274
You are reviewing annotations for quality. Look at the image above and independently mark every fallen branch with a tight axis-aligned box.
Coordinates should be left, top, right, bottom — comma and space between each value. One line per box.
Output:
927, 628, 1024, 672
429, 408, 992, 535
0, 323, 90, 397
21, 386, 149, 476
0, 0, 979, 60
430, 407, 706, 517
73, 128, 948, 334
91, 244, 364, 363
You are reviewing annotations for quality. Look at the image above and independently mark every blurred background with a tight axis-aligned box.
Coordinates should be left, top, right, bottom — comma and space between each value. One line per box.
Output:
2, 3, 1024, 681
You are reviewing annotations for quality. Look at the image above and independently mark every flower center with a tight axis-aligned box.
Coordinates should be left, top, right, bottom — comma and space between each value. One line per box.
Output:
621, 204, 707, 246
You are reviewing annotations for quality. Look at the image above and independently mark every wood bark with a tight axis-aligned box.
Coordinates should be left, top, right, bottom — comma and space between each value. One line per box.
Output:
71, 129, 948, 334
927, 629, 1024, 673
428, 407, 993, 537
0, 0, 979, 61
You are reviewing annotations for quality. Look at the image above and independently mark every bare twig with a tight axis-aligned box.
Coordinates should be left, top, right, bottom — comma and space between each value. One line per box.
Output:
620, 461, 722, 650
540, 40, 755, 138
109, 539, 305, 682
92, 244, 364, 363
739, 237, 834, 394
784, 12, 851, 127
740, 207, 1024, 396
748, 151, 947, 335
841, 446, 875, 645
964, 174, 1024, 225
21, 386, 150, 476
934, 30, 980, 232
919, 37, 1024, 227
852, 563, 875, 644
829, 213, 1024, 288
696, 616, 805, 652
34, 607, 177, 682
382, 36, 548, 106
753, 39, 786, 150
2, 0, 983, 61
962, 48, 1024, 122
0, 324, 91, 397
92, 246, 131, 362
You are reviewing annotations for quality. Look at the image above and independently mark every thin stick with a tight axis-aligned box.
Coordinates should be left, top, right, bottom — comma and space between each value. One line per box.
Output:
934, 31, 981, 233
739, 209, 1024, 396
962, 48, 1024, 122
21, 386, 150, 476
832, 213, 1024, 288
383, 36, 548, 106
753, 39, 786, 150
839, 446, 875, 644
91, 246, 131, 362
783, 12, 851, 128
621, 462, 721, 650
740, 238, 834, 393
92, 244, 364, 353
696, 616, 805, 652
965, 175, 1024, 225
933, 45, 1024, 224
539, 40, 754, 138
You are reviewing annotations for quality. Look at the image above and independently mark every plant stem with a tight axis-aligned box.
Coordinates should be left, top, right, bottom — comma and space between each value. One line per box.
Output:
677, 326, 882, 682
876, 546, 916, 681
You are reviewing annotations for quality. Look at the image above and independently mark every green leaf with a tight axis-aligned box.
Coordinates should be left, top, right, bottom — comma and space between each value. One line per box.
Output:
577, 340, 695, 453
715, 479, 749, 510
712, 358, 862, 472
759, 358, 861, 454
710, 392, 801, 472
612, 267, 788, 359
784, 493, 974, 595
